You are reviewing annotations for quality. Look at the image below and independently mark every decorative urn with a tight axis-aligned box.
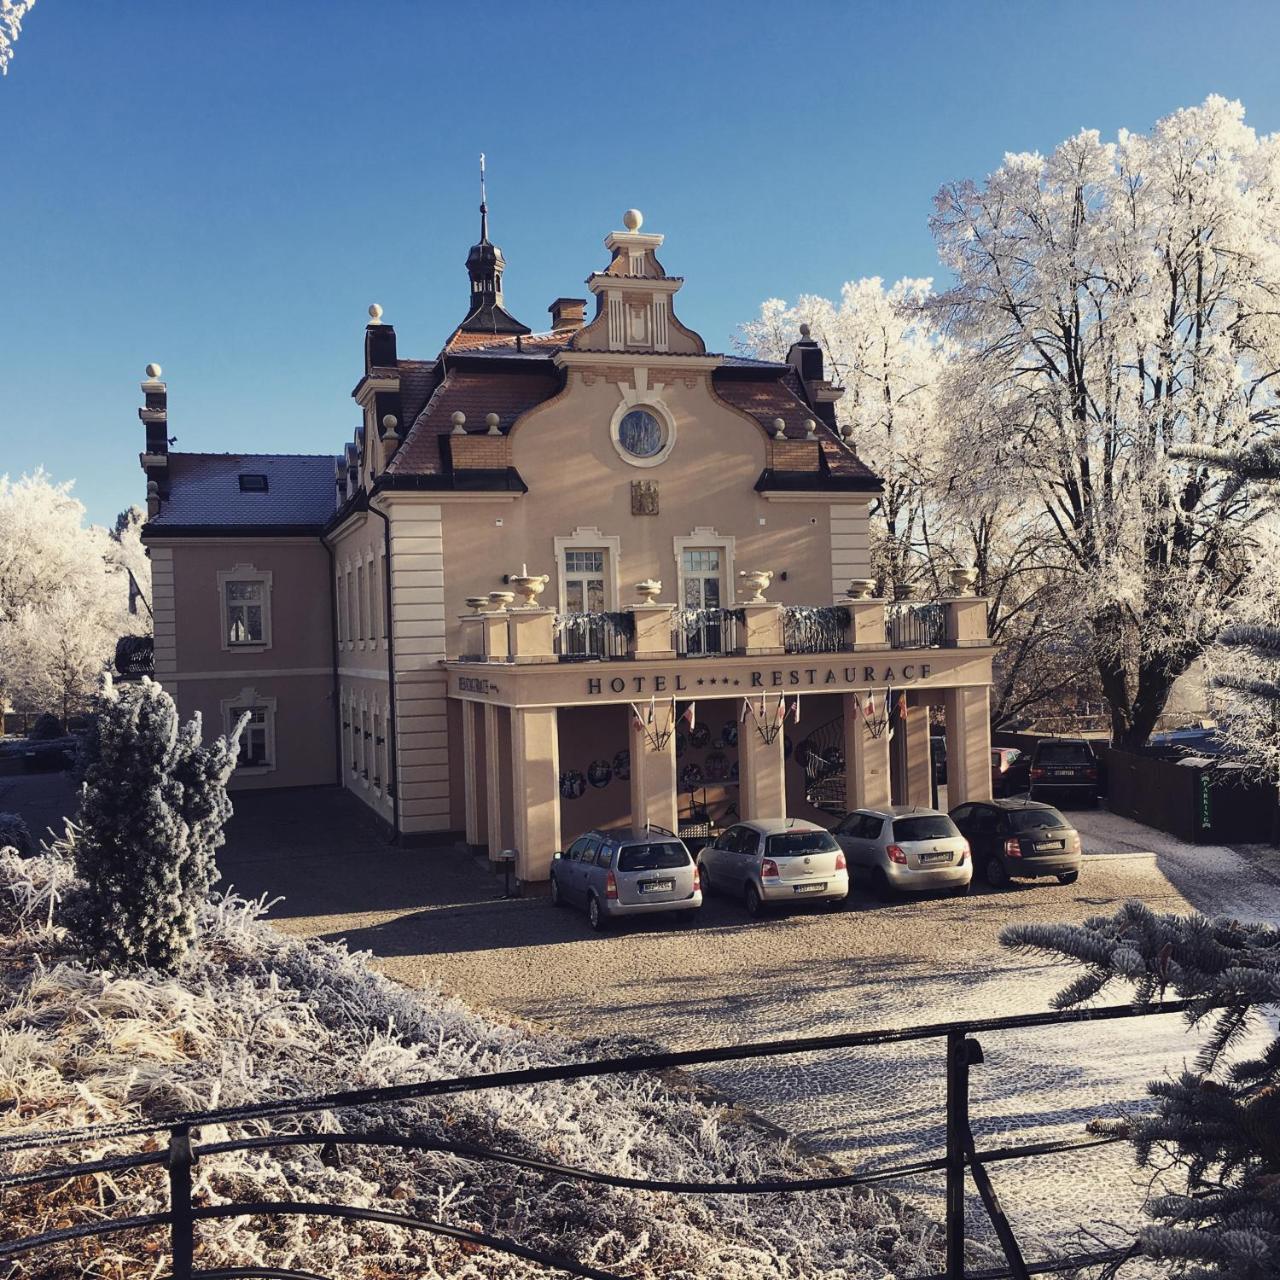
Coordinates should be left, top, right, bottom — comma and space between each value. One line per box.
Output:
634, 579, 663, 605
949, 566, 979, 596
465, 595, 489, 613
487, 590, 515, 610
846, 578, 876, 600
509, 573, 550, 608
737, 569, 773, 604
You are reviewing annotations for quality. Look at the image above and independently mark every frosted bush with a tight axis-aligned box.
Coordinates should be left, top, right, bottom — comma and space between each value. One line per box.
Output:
0, 811, 32, 857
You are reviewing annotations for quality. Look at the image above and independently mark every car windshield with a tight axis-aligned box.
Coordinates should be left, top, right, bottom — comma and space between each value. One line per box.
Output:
1036, 742, 1094, 764
765, 831, 839, 857
617, 843, 689, 872
892, 815, 959, 842
1006, 807, 1069, 832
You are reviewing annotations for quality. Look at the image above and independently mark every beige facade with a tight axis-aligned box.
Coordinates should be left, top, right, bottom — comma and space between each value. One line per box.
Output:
141, 208, 994, 877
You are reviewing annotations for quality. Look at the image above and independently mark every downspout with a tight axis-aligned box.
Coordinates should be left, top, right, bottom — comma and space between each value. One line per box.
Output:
322, 537, 342, 786
368, 498, 400, 841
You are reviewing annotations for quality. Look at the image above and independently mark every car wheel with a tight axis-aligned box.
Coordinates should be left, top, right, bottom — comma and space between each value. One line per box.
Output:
744, 883, 765, 918
875, 869, 895, 901
550, 876, 564, 908
587, 895, 607, 932
1057, 871, 1080, 885
950, 881, 971, 897
698, 863, 712, 897
674, 908, 699, 925
984, 856, 1009, 889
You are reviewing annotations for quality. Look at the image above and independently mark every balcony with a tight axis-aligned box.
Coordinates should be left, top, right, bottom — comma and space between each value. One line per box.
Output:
454, 589, 987, 666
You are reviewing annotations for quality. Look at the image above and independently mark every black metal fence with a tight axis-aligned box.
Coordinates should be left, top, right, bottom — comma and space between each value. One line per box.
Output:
886, 602, 947, 650
0, 1000, 1193, 1280
555, 612, 634, 662
674, 607, 739, 657
782, 605, 852, 654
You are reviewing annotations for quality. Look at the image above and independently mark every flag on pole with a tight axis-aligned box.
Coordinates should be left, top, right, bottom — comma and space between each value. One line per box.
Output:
647, 694, 655, 724
740, 698, 750, 723
682, 702, 696, 730
791, 696, 801, 724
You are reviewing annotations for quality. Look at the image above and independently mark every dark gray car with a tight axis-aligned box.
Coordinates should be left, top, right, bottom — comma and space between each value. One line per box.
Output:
551, 828, 702, 931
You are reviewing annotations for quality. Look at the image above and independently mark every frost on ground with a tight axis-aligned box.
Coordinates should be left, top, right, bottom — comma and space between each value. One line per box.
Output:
0, 848, 943, 1280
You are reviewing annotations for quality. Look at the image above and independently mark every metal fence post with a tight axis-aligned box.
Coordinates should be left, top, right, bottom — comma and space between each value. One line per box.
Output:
944, 1031, 970, 1280
167, 1123, 195, 1280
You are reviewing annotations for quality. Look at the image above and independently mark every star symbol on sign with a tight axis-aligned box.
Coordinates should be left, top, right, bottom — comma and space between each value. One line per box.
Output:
696, 678, 704, 686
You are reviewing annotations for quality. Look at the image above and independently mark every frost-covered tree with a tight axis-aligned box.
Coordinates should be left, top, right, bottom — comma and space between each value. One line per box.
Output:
0, 0, 37, 76
932, 98, 1280, 747
0, 472, 144, 719
1002, 901, 1279, 1280
0, 813, 33, 857
62, 677, 246, 972
109, 505, 153, 620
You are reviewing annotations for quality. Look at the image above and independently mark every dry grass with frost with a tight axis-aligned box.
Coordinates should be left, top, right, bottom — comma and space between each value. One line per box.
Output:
0, 845, 943, 1278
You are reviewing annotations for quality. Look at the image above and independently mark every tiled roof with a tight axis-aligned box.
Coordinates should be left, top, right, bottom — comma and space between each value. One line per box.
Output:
387, 366, 563, 476
147, 453, 336, 529
443, 329, 570, 354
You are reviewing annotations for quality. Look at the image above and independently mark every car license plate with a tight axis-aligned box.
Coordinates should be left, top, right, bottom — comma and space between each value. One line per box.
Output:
920, 852, 950, 865
793, 882, 827, 894
1035, 841, 1064, 851
640, 880, 674, 894
1051, 768, 1072, 777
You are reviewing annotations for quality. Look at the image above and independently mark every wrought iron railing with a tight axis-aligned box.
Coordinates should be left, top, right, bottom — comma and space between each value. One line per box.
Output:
783, 605, 851, 654
0, 1000, 1198, 1280
886, 601, 947, 650
554, 611, 633, 662
674, 607, 739, 657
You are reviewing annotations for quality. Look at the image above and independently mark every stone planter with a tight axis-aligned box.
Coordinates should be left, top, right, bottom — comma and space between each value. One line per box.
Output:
949, 567, 978, 596
738, 569, 773, 603
634, 579, 663, 604
488, 590, 515, 611
465, 596, 489, 613
509, 574, 549, 608
846, 578, 876, 600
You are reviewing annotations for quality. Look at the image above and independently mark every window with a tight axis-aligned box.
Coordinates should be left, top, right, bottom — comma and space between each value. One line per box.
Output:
377, 550, 387, 640
681, 548, 723, 654
222, 688, 276, 774
238, 473, 269, 492
1005, 807, 1069, 833
617, 409, 664, 459
836, 812, 865, 836
564, 548, 607, 614
892, 815, 960, 842
618, 843, 689, 872
356, 564, 366, 641
594, 844, 615, 868
345, 568, 355, 644
371, 711, 382, 789
336, 572, 347, 645
218, 566, 272, 650
609, 400, 676, 467
765, 831, 840, 857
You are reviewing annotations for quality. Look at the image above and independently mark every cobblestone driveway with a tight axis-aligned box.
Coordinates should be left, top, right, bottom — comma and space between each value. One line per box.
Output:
222, 790, 1279, 1265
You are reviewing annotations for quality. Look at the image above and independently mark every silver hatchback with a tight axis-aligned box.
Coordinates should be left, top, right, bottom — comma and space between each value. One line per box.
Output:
551, 828, 702, 931
698, 819, 849, 917
833, 805, 972, 897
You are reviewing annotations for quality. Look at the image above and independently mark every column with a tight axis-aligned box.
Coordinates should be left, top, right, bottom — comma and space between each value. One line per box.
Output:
944, 685, 993, 806
843, 691, 891, 810
629, 709, 679, 833
460, 700, 488, 850
483, 703, 512, 859
739, 705, 787, 820
510, 706, 561, 883
903, 699, 933, 807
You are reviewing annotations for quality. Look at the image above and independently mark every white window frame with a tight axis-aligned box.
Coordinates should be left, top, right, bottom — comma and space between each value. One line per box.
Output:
608, 394, 677, 469
221, 686, 277, 776
217, 565, 273, 653
554, 526, 621, 612
674, 527, 736, 608
356, 562, 367, 645
383, 698, 393, 802
336, 569, 347, 646
377, 548, 387, 646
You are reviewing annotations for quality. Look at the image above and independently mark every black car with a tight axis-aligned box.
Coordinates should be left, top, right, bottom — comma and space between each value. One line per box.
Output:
949, 799, 1081, 888
1028, 738, 1099, 805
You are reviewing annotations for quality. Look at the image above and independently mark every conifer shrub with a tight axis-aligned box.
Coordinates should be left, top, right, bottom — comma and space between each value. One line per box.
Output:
1003, 901, 1279, 1280
61, 676, 245, 971
0, 812, 33, 857
28, 712, 63, 740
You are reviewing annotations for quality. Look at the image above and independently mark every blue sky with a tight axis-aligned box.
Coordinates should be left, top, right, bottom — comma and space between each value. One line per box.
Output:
4, 1, 1280, 526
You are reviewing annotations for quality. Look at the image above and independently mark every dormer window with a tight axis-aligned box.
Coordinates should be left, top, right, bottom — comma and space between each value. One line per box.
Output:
238, 473, 269, 492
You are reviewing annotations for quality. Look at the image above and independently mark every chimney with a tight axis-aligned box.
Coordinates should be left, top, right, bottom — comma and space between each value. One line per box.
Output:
786, 324, 844, 431
138, 363, 170, 515
364, 303, 398, 372
548, 297, 587, 332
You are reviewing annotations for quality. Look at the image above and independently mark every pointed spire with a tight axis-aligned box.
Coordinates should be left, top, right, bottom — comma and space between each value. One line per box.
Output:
457, 154, 530, 338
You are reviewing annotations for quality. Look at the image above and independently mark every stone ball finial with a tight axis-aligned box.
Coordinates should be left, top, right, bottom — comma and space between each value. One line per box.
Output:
368, 303, 383, 322
145, 363, 162, 379
451, 411, 467, 435
381, 414, 398, 432
146, 480, 159, 496
804, 418, 818, 440
773, 418, 786, 439
799, 323, 811, 339
622, 208, 643, 232
485, 412, 501, 436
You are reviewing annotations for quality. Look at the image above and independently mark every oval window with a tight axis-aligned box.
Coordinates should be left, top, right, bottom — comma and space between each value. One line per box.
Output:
617, 409, 664, 459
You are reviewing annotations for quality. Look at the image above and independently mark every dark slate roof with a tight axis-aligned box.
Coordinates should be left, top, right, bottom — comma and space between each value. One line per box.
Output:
147, 453, 336, 530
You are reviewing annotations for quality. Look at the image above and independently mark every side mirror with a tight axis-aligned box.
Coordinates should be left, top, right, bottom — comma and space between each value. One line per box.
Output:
553, 850, 563, 860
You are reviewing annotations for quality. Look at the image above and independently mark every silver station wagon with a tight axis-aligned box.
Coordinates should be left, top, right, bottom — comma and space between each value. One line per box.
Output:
833, 805, 972, 897
697, 819, 849, 916
551, 828, 702, 931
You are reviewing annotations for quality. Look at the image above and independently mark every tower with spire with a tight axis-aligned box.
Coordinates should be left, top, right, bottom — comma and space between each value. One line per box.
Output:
457, 154, 530, 338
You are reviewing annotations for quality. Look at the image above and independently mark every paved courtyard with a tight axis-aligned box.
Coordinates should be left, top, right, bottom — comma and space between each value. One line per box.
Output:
215, 786, 1280, 1264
